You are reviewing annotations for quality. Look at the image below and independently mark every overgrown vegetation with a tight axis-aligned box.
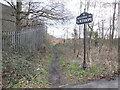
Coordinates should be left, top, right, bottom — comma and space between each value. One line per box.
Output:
2, 42, 54, 88
2, 37, 118, 88
3, 51, 35, 88
57, 39, 118, 84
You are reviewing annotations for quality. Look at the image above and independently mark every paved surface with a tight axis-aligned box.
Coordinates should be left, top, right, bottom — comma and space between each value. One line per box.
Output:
62, 77, 119, 88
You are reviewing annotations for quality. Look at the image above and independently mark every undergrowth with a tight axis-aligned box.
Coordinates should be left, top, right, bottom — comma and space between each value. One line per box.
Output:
2, 45, 54, 88
57, 41, 118, 84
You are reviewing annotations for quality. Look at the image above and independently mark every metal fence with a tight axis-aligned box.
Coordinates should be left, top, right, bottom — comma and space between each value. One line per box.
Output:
2, 25, 47, 52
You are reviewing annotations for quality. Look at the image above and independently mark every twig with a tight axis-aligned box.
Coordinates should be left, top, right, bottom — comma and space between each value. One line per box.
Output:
31, 71, 41, 81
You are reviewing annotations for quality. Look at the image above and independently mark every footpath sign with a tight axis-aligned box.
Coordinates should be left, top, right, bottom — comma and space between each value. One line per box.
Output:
76, 12, 93, 69
76, 12, 93, 24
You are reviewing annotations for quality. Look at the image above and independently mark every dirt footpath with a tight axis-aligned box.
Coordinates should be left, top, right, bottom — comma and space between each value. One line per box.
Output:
48, 44, 64, 87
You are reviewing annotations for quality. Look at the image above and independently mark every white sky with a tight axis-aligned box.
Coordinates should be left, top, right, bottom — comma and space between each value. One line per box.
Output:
0, 0, 119, 38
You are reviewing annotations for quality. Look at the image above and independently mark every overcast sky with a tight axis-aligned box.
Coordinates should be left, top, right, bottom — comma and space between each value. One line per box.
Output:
0, 0, 119, 38
47, 0, 119, 38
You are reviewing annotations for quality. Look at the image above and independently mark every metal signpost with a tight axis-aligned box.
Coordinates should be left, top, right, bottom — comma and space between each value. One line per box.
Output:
76, 11, 93, 69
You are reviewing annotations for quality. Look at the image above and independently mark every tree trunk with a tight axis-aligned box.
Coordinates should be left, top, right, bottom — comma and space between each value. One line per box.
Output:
109, 19, 112, 39
15, 0, 22, 51
73, 28, 78, 54
88, 24, 93, 66
118, 1, 120, 73
111, 0, 117, 40
16, 0, 22, 31
102, 20, 104, 39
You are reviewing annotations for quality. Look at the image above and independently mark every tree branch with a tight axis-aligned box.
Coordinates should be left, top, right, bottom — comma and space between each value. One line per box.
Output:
2, 19, 16, 23
4, 0, 16, 10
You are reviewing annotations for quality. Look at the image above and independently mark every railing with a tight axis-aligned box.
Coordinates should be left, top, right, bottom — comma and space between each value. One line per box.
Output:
2, 26, 47, 52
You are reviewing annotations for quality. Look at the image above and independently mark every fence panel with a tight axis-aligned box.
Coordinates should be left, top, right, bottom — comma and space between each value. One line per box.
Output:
2, 26, 46, 52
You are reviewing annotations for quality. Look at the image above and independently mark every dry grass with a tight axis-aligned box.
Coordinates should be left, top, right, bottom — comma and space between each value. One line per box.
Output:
57, 39, 118, 85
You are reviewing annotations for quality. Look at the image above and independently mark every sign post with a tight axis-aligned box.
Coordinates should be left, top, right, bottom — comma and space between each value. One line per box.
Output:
83, 23, 87, 69
76, 11, 93, 69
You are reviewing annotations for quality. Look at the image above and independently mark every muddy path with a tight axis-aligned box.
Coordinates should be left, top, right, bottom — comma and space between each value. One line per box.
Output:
48, 44, 63, 87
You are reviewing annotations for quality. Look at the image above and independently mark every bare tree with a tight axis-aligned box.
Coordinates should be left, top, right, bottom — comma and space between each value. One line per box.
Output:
16, 0, 22, 31
4, 0, 73, 31
118, 1, 120, 73
101, 20, 104, 39
73, 26, 78, 54
78, 0, 83, 39
111, 0, 117, 40
87, 24, 93, 65
109, 19, 112, 39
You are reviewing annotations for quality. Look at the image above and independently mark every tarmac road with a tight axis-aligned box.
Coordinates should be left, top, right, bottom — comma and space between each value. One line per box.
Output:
62, 77, 119, 88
